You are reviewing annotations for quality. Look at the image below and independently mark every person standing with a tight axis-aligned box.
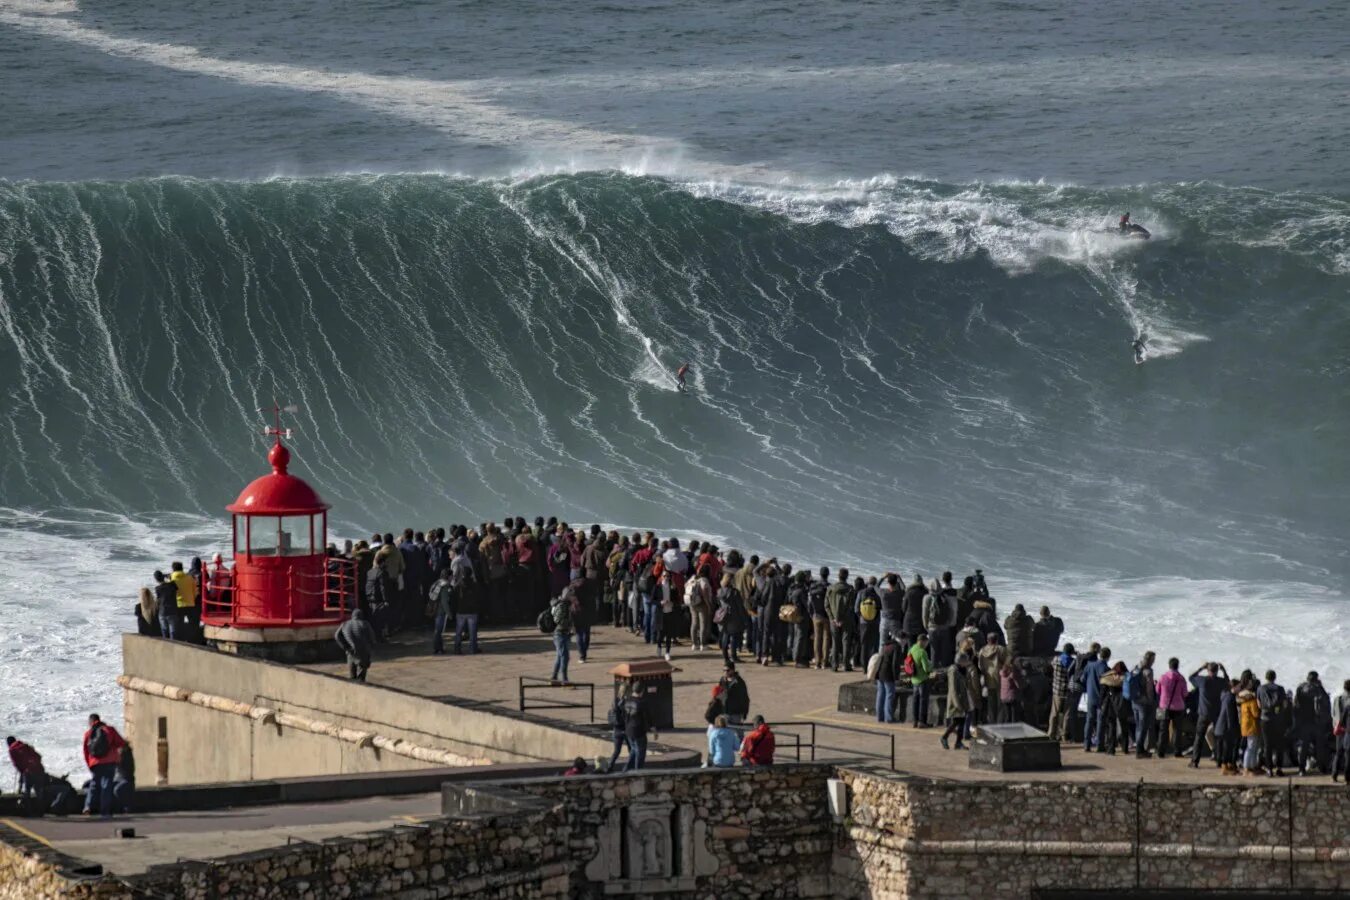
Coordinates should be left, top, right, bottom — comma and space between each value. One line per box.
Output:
112, 742, 136, 813
152, 570, 181, 641
1214, 679, 1242, 775
1332, 680, 1350, 782
1130, 651, 1159, 758
168, 561, 199, 642
1082, 647, 1111, 752
998, 660, 1024, 724
623, 685, 653, 771
873, 633, 901, 723
979, 633, 1012, 724
878, 574, 904, 648
826, 568, 857, 673
1155, 657, 1188, 757
790, 572, 812, 668
941, 650, 979, 750
82, 714, 126, 818
428, 568, 454, 655
1002, 604, 1033, 658
808, 568, 831, 670
1257, 670, 1290, 777
718, 663, 751, 727
550, 588, 575, 685
1190, 661, 1230, 767
1293, 671, 1330, 776
1047, 643, 1076, 742
452, 543, 482, 655
335, 608, 376, 681
716, 574, 745, 665
688, 565, 714, 652
900, 575, 928, 642
1032, 606, 1064, 656
605, 691, 629, 773
908, 634, 934, 728
855, 577, 881, 670
923, 578, 957, 668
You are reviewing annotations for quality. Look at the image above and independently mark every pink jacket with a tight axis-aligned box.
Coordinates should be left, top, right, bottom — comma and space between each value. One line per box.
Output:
1157, 669, 1187, 711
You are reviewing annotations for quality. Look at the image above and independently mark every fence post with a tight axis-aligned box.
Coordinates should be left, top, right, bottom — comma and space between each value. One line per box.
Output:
890, 733, 895, 770
810, 722, 817, 762
518, 677, 525, 713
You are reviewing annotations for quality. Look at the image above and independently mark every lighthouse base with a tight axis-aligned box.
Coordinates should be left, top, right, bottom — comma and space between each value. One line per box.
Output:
203, 624, 346, 664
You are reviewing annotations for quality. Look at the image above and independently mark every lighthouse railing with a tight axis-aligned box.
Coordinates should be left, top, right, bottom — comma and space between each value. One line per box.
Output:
199, 558, 356, 626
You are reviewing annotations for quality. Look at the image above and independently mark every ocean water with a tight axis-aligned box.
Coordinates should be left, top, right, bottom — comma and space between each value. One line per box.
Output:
0, 0, 1346, 777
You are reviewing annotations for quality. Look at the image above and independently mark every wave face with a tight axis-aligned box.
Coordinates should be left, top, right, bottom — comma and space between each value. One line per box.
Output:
0, 172, 1347, 584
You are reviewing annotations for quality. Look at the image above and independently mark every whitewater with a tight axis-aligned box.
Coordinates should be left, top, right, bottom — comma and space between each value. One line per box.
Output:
1, 0, 1348, 777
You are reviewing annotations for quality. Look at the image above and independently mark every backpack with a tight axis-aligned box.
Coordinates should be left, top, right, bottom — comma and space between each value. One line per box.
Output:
637, 558, 658, 595
607, 699, 626, 730
865, 652, 882, 681
1070, 656, 1090, 693
902, 653, 916, 677
1122, 668, 1138, 703
88, 725, 110, 758
859, 594, 879, 622
536, 607, 556, 634
930, 591, 949, 625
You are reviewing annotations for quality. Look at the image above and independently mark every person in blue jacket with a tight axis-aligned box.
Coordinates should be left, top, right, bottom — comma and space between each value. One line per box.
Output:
707, 715, 738, 767
1082, 647, 1112, 752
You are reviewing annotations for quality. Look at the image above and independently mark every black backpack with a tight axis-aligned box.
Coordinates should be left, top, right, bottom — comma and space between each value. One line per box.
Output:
88, 725, 109, 758
930, 591, 949, 624
637, 557, 659, 595
1070, 655, 1091, 693
607, 698, 626, 730
536, 607, 556, 634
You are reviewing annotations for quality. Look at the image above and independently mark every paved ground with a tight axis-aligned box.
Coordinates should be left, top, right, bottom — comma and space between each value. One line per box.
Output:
2, 793, 441, 875
305, 623, 1279, 786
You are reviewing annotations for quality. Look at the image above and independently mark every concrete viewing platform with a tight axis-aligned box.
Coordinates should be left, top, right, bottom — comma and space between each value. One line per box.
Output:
303, 623, 1262, 787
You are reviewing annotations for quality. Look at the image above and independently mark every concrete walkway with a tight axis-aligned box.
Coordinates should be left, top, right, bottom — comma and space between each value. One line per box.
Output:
3, 793, 441, 875
305, 623, 1284, 786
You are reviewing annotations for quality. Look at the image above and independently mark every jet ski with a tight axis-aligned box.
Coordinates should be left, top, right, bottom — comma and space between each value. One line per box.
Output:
1119, 223, 1150, 240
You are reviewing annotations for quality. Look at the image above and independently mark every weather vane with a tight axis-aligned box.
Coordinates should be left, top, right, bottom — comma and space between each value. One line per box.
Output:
259, 402, 299, 441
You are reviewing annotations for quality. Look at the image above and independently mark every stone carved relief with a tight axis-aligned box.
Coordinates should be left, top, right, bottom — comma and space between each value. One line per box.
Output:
584, 798, 719, 892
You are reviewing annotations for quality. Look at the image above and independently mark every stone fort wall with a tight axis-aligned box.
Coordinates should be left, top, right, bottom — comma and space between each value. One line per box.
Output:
6, 765, 1350, 899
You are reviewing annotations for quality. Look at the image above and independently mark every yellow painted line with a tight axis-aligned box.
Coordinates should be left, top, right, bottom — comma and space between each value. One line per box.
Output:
398, 815, 433, 824
1, 817, 54, 847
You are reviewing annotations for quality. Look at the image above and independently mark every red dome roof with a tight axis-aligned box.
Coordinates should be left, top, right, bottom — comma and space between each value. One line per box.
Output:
226, 442, 330, 514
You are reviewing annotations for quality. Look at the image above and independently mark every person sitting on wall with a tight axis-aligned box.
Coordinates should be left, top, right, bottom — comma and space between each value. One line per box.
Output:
739, 716, 775, 766
563, 757, 589, 777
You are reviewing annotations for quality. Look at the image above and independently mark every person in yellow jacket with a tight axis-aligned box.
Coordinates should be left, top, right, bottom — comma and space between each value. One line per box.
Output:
1238, 684, 1262, 775
169, 560, 200, 642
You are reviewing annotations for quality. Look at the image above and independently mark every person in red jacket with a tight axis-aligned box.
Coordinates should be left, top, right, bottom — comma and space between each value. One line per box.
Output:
739, 715, 776, 766
82, 713, 126, 818
6, 736, 46, 798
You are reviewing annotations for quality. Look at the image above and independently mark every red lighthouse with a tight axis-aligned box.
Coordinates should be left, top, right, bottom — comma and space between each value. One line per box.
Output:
201, 407, 354, 658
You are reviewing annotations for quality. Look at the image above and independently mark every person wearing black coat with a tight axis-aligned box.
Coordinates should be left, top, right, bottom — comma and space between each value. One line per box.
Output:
789, 574, 812, 668
901, 576, 928, 639
970, 600, 1005, 647
718, 665, 751, 724
874, 635, 903, 724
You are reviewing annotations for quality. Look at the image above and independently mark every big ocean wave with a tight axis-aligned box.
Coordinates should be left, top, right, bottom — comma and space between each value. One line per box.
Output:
1, 171, 1345, 575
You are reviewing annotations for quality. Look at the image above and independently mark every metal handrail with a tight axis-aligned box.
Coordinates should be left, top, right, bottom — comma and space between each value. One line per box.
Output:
199, 557, 355, 626
518, 676, 596, 722
769, 721, 897, 769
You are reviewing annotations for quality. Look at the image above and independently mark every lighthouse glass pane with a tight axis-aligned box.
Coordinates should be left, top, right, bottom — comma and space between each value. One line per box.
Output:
278, 515, 313, 556
247, 517, 280, 556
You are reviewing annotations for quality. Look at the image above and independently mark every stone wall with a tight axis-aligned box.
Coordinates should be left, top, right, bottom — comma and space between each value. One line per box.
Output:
482, 764, 838, 898
8, 766, 1350, 899
835, 768, 1350, 898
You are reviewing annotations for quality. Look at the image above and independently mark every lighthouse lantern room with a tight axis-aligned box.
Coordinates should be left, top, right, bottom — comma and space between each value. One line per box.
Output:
201, 407, 354, 638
